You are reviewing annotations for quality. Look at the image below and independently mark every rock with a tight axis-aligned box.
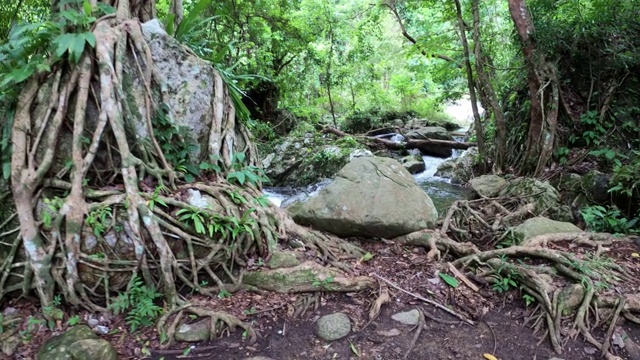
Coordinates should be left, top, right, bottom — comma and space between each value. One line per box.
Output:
511, 217, 583, 242
558, 284, 586, 315
391, 309, 421, 325
37, 325, 118, 360
2, 335, 20, 358
289, 157, 438, 238
500, 178, 572, 222
245, 357, 276, 360
435, 147, 478, 184
404, 126, 454, 158
315, 312, 351, 341
400, 155, 426, 174
175, 319, 211, 342
262, 135, 366, 187
267, 251, 300, 269
469, 175, 507, 198
87, 318, 100, 327
581, 170, 611, 204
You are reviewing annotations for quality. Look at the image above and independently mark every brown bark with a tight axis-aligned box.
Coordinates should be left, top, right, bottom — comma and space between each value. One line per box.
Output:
471, 0, 506, 172
453, 0, 486, 169
508, 0, 559, 176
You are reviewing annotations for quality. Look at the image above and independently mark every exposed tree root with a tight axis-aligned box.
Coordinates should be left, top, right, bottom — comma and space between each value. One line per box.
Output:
2, 1, 371, 347
394, 209, 639, 357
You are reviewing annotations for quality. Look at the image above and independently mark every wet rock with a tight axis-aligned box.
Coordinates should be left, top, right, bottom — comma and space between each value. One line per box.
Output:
400, 155, 426, 174
511, 217, 583, 242
391, 309, 420, 325
267, 251, 300, 269
435, 147, 478, 184
499, 178, 572, 222
315, 312, 351, 341
470, 175, 507, 198
175, 319, 211, 342
289, 157, 438, 238
37, 325, 117, 360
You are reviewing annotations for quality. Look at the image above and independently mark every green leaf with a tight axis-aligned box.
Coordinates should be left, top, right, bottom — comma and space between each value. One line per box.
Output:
83, 32, 96, 48
70, 34, 86, 62
439, 273, 459, 288
83, 1, 93, 16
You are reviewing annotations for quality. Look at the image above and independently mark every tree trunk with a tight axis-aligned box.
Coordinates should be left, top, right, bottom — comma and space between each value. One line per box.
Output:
471, 0, 506, 173
508, 0, 559, 176
453, 0, 486, 170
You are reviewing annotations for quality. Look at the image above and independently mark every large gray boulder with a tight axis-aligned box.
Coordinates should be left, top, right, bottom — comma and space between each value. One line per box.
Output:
37, 325, 118, 360
289, 157, 438, 238
404, 126, 454, 158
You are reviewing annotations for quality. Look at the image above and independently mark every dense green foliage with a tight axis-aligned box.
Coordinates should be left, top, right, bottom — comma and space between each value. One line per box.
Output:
1, 0, 639, 229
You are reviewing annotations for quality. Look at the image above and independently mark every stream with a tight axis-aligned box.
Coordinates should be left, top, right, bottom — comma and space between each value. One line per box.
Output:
262, 134, 474, 217
263, 99, 480, 217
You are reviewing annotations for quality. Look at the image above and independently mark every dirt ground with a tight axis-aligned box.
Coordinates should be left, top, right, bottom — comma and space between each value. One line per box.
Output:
4, 240, 640, 360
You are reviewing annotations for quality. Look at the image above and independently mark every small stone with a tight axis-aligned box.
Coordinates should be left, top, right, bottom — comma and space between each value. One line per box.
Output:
314, 312, 351, 341
87, 318, 100, 327
2, 307, 17, 317
175, 319, 211, 342
93, 325, 109, 335
391, 309, 420, 326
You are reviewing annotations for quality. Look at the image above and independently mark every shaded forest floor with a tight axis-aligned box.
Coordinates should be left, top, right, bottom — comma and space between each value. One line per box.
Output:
5, 240, 640, 360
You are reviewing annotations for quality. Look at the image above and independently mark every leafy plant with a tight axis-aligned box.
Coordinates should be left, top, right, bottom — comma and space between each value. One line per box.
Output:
42, 196, 64, 229
108, 275, 163, 332
226, 152, 269, 186
491, 256, 520, 293
581, 205, 637, 234
312, 276, 335, 290
42, 294, 64, 330
85, 206, 113, 236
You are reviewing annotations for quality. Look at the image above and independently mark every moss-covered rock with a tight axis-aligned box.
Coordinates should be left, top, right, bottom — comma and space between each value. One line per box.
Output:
434, 147, 478, 184
261, 132, 368, 187
510, 217, 583, 242
37, 325, 118, 360
500, 178, 573, 222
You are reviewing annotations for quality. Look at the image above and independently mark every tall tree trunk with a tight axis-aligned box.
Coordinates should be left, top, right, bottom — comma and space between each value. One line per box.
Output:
471, 0, 506, 173
508, 0, 559, 176
325, 14, 337, 127
453, 0, 486, 170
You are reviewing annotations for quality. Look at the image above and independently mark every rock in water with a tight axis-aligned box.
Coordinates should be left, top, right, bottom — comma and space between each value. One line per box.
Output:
315, 312, 352, 341
289, 157, 438, 238
37, 325, 118, 360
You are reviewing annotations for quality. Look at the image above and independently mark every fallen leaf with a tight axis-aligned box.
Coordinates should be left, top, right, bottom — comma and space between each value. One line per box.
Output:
632, 253, 639, 258
483, 354, 498, 360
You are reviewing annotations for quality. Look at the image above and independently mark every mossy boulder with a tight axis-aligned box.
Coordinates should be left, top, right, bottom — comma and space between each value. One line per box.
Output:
511, 217, 583, 242
500, 178, 573, 222
289, 156, 438, 238
434, 147, 478, 184
37, 325, 118, 360
261, 133, 368, 187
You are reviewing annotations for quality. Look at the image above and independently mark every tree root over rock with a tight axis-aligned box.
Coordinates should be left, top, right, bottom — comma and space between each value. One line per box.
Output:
394, 203, 639, 359
1, 0, 372, 348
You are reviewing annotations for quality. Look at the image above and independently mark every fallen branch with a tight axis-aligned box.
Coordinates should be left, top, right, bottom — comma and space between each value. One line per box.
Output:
372, 273, 474, 325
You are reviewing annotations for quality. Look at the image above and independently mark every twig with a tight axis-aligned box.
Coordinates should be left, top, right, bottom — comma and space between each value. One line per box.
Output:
447, 262, 479, 292
404, 310, 425, 360
482, 319, 497, 356
420, 307, 460, 325
371, 273, 474, 325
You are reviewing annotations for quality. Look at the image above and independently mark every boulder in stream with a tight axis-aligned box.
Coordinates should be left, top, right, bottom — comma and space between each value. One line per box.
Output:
434, 147, 478, 184
400, 154, 426, 174
288, 156, 438, 238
